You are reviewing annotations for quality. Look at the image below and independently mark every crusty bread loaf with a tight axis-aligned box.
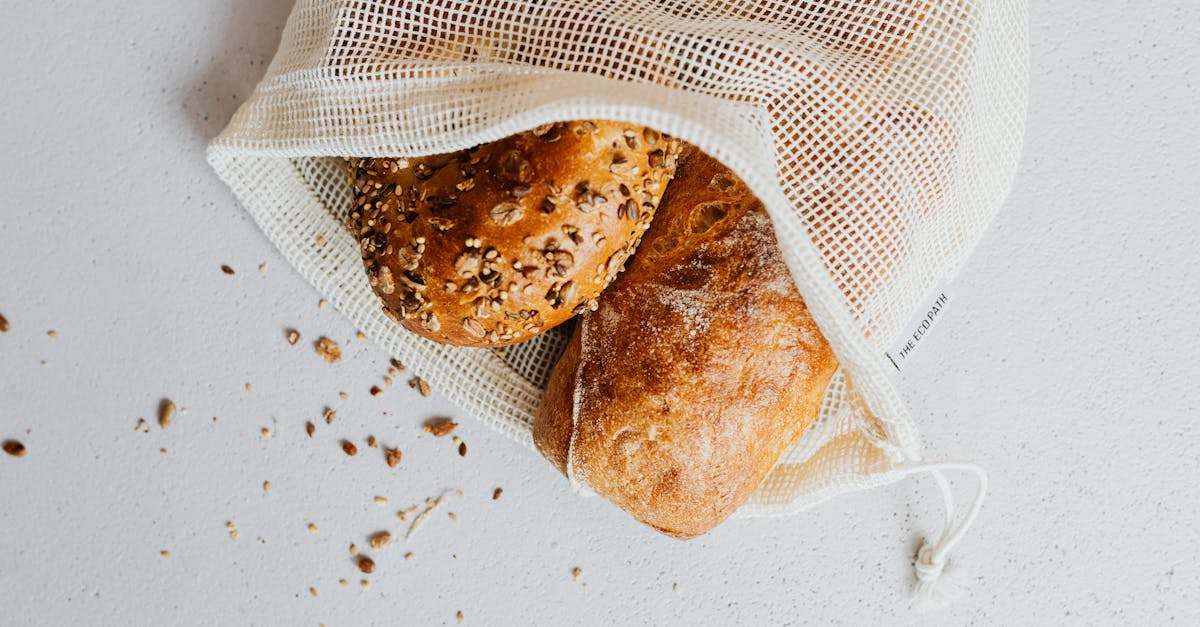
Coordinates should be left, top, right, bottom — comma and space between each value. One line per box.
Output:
533, 145, 839, 538
349, 121, 681, 347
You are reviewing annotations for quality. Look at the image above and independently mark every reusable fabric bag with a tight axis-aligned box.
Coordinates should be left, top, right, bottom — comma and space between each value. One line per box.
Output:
208, 0, 1028, 604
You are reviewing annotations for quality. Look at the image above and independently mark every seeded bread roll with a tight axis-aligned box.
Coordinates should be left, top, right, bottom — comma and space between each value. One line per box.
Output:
533, 145, 839, 538
350, 121, 681, 346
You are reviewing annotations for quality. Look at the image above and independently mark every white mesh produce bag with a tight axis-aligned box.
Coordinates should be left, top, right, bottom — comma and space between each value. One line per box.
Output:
207, 0, 1027, 603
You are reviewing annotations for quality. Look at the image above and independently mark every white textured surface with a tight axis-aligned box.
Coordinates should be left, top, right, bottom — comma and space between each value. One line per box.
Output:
0, 2, 1197, 626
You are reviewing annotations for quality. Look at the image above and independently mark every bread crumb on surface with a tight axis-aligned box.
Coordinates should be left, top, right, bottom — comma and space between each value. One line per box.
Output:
342, 440, 358, 456
366, 435, 378, 448
324, 407, 336, 424
0, 312, 9, 332
258, 263, 267, 275
339, 579, 348, 586
46, 329, 58, 337
385, 447, 402, 468
3, 440, 26, 457
286, 329, 300, 345
572, 567, 583, 581
423, 418, 457, 437
357, 556, 375, 574
349, 543, 358, 557
457, 610, 464, 623
160, 550, 170, 557
370, 386, 383, 397
158, 399, 176, 429
263, 480, 271, 493
370, 531, 392, 549
318, 299, 327, 309
404, 552, 414, 561
306, 422, 315, 437
315, 337, 342, 362
373, 495, 388, 504
356, 331, 366, 340
309, 587, 318, 597
221, 264, 235, 275
338, 391, 349, 401
308, 523, 318, 533
360, 579, 370, 589
492, 487, 503, 500
458, 441, 467, 457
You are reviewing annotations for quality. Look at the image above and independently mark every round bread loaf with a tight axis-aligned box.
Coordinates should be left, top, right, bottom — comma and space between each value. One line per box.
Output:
349, 121, 681, 347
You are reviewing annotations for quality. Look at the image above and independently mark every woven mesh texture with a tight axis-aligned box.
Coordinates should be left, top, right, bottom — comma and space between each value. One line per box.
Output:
208, 0, 1027, 516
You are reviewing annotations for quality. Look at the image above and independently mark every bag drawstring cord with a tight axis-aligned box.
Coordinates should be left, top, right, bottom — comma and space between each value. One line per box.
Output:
893, 460, 988, 610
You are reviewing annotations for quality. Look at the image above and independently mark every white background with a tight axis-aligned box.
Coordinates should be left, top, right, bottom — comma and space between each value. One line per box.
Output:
2, 2, 1198, 625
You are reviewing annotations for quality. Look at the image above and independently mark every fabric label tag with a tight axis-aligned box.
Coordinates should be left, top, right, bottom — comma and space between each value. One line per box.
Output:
885, 282, 954, 372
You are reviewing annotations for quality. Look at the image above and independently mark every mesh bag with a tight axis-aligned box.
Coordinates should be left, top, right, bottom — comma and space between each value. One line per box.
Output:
207, 0, 1027, 597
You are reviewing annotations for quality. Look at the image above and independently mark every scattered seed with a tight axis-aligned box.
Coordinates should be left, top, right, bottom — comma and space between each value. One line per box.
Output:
309, 587, 318, 597
370, 386, 383, 397
221, 265, 235, 275
160, 550, 170, 557
407, 377, 431, 397
245, 382, 252, 392
134, 418, 149, 432
457, 610, 464, 623
342, 441, 358, 456
0, 313, 8, 332
374, 495, 388, 504
405, 490, 462, 540
357, 557, 375, 574
383, 376, 393, 386
318, 299, 327, 309
158, 399, 176, 429
315, 337, 342, 362
356, 331, 366, 340
423, 418, 457, 437
366, 435, 378, 448
338, 392, 349, 401
308, 523, 318, 533
261, 427, 271, 438
263, 481, 272, 493
349, 543, 358, 557
360, 579, 370, 589
404, 552, 414, 561
258, 263, 267, 275
458, 442, 467, 457
306, 421, 315, 437
492, 487, 503, 500
286, 329, 300, 345
572, 567, 583, 581
370, 531, 392, 549
385, 447, 402, 468
3, 440, 26, 457
324, 408, 336, 424
339, 579, 348, 586
448, 512, 457, 521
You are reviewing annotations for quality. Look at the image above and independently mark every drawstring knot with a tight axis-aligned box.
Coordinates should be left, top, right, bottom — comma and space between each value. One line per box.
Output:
913, 542, 945, 583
